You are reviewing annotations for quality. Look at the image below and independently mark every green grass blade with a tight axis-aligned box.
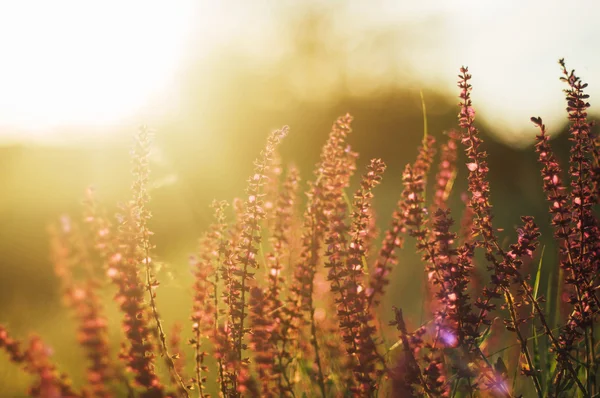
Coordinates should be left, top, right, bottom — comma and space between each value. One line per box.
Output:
533, 245, 545, 301
545, 251, 562, 390
420, 89, 428, 144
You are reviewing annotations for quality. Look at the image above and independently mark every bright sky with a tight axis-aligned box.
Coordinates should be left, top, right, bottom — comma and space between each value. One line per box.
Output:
400, 0, 600, 144
0, 0, 597, 145
0, 0, 198, 138
335, 0, 600, 144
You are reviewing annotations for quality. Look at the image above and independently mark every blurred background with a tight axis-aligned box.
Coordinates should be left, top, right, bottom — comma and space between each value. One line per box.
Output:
0, 0, 599, 393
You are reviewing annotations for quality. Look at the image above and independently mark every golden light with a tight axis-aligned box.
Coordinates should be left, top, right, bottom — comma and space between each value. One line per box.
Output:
0, 0, 197, 136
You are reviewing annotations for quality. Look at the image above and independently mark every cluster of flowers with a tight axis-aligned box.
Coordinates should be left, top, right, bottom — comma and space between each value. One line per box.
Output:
1, 59, 599, 397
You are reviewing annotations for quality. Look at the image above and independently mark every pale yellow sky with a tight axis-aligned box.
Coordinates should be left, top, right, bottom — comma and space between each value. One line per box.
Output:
0, 0, 597, 145
0, 0, 198, 134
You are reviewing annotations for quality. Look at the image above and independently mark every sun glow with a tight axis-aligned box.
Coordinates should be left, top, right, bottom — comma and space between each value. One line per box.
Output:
0, 1, 197, 136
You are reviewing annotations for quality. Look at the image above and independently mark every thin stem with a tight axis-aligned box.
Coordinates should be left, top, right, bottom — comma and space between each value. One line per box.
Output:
308, 210, 327, 398
310, 301, 327, 398
144, 242, 190, 398
503, 289, 543, 398
193, 327, 205, 398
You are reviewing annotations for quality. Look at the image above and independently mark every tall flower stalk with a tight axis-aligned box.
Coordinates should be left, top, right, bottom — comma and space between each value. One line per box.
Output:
368, 137, 435, 310
131, 128, 189, 397
49, 218, 114, 398
289, 114, 357, 397
225, 127, 288, 396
